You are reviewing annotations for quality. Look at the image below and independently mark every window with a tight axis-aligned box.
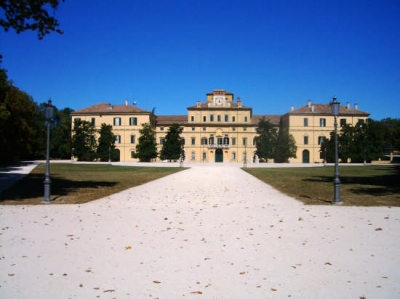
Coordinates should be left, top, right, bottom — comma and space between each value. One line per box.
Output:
115, 135, 121, 143
191, 137, 196, 145
244, 116, 248, 122
130, 135, 136, 144
232, 152, 236, 160
91, 118, 95, 125
304, 118, 308, 127
210, 115, 214, 122
320, 118, 326, 127
160, 138, 165, 145
232, 137, 236, 145
114, 117, 121, 126
304, 136, 308, 145
318, 136, 326, 145
201, 137, 207, 145
209, 137, 214, 145
224, 115, 229, 122
253, 138, 257, 146
223, 137, 229, 145
216, 137, 222, 145
232, 127, 236, 131
129, 117, 137, 126
202, 127, 206, 131
191, 151, 195, 160
191, 116, 194, 122
217, 115, 221, 122
243, 138, 247, 146
340, 119, 346, 127
202, 151, 207, 161
192, 127, 195, 131
160, 127, 164, 131
181, 138, 185, 145
243, 127, 247, 131
358, 119, 365, 125
131, 151, 135, 158
232, 116, 236, 122
203, 116, 206, 122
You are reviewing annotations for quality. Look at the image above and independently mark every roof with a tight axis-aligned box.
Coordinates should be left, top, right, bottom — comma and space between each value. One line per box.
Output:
287, 103, 369, 116
252, 115, 281, 126
187, 102, 251, 109
71, 103, 150, 114
156, 115, 188, 125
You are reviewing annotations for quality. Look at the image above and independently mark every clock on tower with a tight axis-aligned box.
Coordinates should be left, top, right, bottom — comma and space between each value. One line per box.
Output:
214, 96, 224, 106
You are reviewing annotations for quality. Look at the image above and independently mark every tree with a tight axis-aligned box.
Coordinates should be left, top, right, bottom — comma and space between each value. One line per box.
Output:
0, 0, 64, 39
159, 123, 183, 161
135, 123, 158, 162
50, 106, 73, 159
0, 68, 40, 163
71, 119, 97, 161
255, 117, 278, 161
96, 123, 117, 162
275, 131, 297, 163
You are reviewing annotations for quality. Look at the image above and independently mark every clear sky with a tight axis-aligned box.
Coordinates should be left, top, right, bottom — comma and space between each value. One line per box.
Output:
1, 0, 399, 120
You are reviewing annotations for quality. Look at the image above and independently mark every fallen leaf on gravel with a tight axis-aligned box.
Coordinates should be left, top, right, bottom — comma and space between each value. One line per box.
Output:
375, 228, 382, 231
239, 272, 246, 275
8, 274, 15, 276
190, 291, 202, 294
325, 262, 332, 266
153, 280, 161, 284
271, 288, 277, 291
125, 246, 132, 250
103, 289, 115, 292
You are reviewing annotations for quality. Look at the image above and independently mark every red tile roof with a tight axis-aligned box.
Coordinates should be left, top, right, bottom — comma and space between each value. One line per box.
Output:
156, 115, 188, 125
252, 115, 281, 126
72, 103, 150, 114
288, 104, 369, 116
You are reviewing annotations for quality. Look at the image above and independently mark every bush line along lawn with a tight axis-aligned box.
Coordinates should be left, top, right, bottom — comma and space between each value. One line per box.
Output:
244, 165, 400, 206
0, 163, 186, 205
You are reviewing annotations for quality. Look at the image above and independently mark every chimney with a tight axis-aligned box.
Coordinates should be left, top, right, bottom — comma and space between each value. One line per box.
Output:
354, 103, 358, 110
237, 97, 242, 107
196, 100, 201, 107
125, 99, 129, 106
311, 105, 314, 112
307, 99, 311, 107
291, 105, 294, 111
346, 102, 350, 109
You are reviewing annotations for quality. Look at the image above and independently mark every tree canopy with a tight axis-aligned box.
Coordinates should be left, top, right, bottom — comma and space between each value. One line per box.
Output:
97, 123, 117, 162
159, 123, 183, 161
71, 119, 97, 161
0, 0, 64, 39
135, 123, 158, 162
255, 117, 278, 161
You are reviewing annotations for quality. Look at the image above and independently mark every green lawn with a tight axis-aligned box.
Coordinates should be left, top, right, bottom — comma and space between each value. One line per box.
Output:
244, 165, 400, 206
0, 163, 186, 205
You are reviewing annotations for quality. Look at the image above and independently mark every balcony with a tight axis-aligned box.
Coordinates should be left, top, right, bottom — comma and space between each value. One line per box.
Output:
207, 144, 230, 149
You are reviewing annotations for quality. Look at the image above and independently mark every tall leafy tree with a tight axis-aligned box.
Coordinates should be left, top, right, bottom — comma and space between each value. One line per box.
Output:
275, 131, 297, 163
0, 0, 64, 39
96, 123, 116, 162
0, 69, 40, 163
50, 107, 73, 159
381, 118, 400, 153
160, 123, 183, 161
135, 123, 158, 162
71, 119, 97, 161
255, 117, 278, 161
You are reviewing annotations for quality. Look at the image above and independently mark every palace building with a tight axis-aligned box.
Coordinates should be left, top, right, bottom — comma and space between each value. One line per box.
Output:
71, 90, 369, 163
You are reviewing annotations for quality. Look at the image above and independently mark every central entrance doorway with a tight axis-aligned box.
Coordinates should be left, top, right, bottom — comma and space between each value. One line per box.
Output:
215, 148, 223, 162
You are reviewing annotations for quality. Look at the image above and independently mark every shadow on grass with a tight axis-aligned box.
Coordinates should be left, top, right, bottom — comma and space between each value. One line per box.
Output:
0, 173, 117, 203
303, 166, 400, 197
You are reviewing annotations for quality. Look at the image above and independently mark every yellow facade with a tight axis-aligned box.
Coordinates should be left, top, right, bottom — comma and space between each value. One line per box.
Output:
71, 92, 369, 163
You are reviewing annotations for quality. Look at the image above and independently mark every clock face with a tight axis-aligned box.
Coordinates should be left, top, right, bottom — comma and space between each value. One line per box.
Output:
215, 97, 224, 105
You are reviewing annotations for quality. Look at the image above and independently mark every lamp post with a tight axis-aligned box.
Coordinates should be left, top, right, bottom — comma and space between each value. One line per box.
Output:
243, 142, 247, 168
43, 99, 54, 203
330, 96, 342, 204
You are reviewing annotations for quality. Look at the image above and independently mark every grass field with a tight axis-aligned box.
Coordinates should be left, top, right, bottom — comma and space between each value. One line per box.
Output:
244, 165, 400, 206
0, 163, 185, 205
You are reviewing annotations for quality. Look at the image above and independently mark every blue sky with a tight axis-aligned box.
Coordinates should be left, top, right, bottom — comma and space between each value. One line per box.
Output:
1, 0, 399, 120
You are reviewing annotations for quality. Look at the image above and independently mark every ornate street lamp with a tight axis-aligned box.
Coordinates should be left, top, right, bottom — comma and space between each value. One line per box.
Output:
330, 96, 342, 204
43, 99, 54, 203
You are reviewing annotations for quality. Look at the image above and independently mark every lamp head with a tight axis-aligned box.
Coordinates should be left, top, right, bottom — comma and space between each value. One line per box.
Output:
330, 96, 340, 116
